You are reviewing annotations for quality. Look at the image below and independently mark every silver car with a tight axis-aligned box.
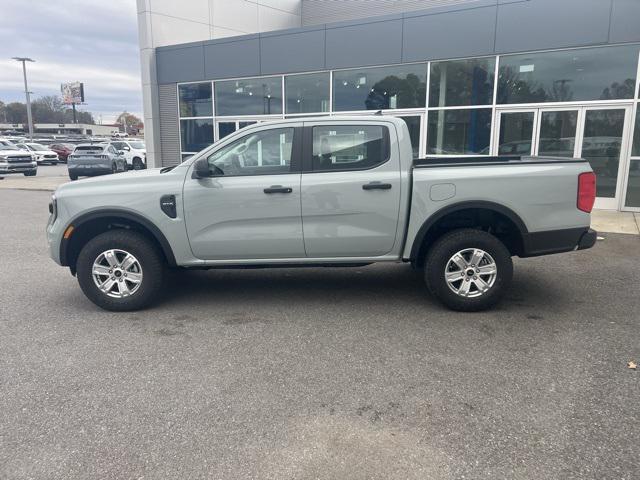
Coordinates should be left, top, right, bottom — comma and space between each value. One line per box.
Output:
67, 143, 127, 180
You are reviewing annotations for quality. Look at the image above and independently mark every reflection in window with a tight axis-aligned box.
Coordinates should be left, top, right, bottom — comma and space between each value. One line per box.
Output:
207, 128, 293, 176
179, 83, 212, 117
312, 125, 387, 171
333, 64, 426, 111
215, 77, 283, 116
285, 73, 330, 114
538, 110, 578, 157
498, 112, 534, 155
218, 122, 236, 140
497, 45, 639, 104
180, 119, 213, 152
427, 109, 492, 155
399, 116, 421, 159
633, 109, 640, 157
430, 57, 495, 107
626, 160, 640, 207
581, 109, 625, 198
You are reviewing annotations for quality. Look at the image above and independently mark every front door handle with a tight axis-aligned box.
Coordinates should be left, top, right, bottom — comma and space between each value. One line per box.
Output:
362, 182, 392, 191
264, 185, 293, 194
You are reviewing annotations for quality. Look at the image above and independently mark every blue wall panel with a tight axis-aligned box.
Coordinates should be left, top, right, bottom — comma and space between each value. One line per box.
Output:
325, 19, 403, 69
157, 45, 204, 84
260, 29, 326, 74
402, 6, 497, 62
204, 37, 260, 80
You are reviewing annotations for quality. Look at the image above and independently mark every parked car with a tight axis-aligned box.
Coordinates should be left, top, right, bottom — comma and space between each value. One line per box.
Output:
15, 142, 59, 165
49, 143, 76, 163
66, 143, 127, 180
109, 140, 146, 170
0, 144, 37, 177
47, 117, 597, 312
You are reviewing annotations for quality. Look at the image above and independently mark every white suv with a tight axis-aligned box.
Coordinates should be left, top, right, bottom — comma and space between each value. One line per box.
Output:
110, 140, 146, 170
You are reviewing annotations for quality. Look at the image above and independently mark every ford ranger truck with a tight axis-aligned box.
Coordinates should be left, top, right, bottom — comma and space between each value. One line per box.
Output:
46, 117, 597, 312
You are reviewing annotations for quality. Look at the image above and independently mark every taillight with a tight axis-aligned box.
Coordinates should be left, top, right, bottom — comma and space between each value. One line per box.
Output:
577, 172, 596, 213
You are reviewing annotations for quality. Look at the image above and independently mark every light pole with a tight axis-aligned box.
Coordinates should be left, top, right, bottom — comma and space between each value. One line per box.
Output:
12, 57, 35, 140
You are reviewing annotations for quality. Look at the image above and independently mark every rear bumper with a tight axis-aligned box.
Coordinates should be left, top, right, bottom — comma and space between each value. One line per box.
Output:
68, 163, 112, 176
521, 227, 597, 257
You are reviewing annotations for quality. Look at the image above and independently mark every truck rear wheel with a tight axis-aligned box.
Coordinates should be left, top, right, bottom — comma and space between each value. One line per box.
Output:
76, 230, 165, 311
424, 229, 512, 312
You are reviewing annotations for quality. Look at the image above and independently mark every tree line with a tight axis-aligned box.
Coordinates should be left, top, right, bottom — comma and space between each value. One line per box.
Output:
0, 96, 95, 125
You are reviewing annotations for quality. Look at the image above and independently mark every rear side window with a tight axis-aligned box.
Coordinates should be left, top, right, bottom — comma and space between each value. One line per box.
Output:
312, 125, 389, 171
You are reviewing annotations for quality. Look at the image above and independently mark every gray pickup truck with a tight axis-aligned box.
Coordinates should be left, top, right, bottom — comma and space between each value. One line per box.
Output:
47, 117, 597, 312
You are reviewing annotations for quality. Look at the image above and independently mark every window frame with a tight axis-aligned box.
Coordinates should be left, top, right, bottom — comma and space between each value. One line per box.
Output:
302, 124, 391, 173
201, 125, 303, 178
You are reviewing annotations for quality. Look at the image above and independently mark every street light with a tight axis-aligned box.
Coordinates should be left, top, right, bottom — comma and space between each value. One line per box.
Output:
12, 57, 35, 140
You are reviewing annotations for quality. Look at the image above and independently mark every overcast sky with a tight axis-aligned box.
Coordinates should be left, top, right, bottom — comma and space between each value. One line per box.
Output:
0, 0, 142, 124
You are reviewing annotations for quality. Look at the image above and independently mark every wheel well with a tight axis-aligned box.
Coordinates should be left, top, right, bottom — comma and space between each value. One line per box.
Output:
64, 216, 172, 273
413, 207, 524, 267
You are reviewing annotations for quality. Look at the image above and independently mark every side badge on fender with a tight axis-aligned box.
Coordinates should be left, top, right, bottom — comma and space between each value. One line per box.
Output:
160, 194, 177, 218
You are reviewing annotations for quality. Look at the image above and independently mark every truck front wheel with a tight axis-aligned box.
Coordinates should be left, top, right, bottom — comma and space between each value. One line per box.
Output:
76, 230, 166, 311
424, 229, 512, 312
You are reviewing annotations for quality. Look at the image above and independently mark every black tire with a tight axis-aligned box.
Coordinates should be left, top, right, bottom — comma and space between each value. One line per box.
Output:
76, 230, 166, 311
23, 170, 37, 176
132, 157, 144, 170
424, 228, 513, 312
69, 173, 78, 181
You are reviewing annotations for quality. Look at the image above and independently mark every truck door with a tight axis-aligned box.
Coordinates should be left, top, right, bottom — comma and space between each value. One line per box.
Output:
301, 122, 402, 257
183, 125, 305, 260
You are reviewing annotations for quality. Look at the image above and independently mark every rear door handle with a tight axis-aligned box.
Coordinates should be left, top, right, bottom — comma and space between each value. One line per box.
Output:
264, 185, 293, 194
362, 182, 392, 190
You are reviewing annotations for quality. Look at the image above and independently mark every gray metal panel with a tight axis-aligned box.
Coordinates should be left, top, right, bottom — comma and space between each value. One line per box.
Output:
325, 19, 403, 69
156, 45, 204, 84
260, 29, 326, 74
609, 0, 640, 44
158, 84, 180, 167
495, 0, 611, 53
204, 38, 260, 79
402, 6, 497, 62
301, 0, 487, 25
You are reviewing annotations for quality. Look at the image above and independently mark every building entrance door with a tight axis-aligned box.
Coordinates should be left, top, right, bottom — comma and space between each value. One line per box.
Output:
495, 105, 633, 209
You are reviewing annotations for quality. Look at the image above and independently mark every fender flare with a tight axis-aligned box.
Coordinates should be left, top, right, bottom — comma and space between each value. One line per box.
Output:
409, 201, 529, 260
59, 208, 177, 267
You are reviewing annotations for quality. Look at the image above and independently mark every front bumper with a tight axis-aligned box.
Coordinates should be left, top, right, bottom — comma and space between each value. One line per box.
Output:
0, 162, 37, 174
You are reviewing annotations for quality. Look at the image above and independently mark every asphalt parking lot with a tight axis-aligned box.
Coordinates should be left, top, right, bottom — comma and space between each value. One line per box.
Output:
1, 188, 639, 479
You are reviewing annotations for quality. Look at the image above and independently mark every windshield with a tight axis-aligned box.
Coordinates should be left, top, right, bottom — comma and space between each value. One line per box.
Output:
0, 144, 19, 151
27, 143, 47, 151
129, 141, 145, 149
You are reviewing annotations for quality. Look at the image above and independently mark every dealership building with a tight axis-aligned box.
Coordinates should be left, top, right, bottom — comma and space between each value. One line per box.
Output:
137, 0, 640, 211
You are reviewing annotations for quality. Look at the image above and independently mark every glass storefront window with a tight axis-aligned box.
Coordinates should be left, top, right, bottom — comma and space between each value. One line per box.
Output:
215, 77, 283, 116
632, 109, 640, 157
429, 57, 495, 107
179, 83, 212, 117
498, 111, 534, 155
285, 72, 330, 114
427, 108, 492, 155
497, 45, 639, 104
181, 119, 213, 152
626, 160, 640, 208
333, 64, 426, 111
538, 110, 578, 157
399, 116, 421, 159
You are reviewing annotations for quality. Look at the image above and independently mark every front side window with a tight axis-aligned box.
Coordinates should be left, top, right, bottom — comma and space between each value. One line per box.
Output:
179, 83, 212, 117
333, 64, 426, 111
215, 77, 283, 116
207, 128, 294, 176
497, 45, 639, 104
312, 125, 388, 171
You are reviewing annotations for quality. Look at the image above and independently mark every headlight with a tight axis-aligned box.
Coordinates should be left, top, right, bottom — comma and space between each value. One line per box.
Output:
0, 156, 8, 164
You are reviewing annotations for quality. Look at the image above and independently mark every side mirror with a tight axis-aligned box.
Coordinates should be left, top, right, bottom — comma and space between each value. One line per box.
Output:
192, 157, 210, 178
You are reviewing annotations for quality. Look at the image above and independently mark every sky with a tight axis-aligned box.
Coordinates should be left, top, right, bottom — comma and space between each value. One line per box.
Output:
0, 0, 142, 124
